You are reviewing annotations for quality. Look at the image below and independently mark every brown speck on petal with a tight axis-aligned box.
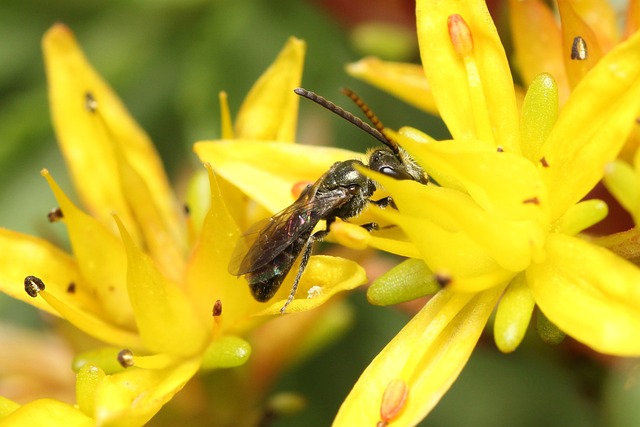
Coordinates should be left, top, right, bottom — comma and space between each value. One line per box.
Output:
523, 197, 541, 205
497, 146, 504, 152
539, 157, 549, 168
67, 282, 76, 293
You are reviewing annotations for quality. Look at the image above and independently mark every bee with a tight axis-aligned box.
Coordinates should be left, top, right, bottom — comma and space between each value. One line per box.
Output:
229, 88, 428, 313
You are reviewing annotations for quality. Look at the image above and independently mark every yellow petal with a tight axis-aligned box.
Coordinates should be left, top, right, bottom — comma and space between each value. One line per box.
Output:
372, 204, 514, 292
346, 57, 438, 115
255, 255, 366, 315
603, 160, 640, 222
540, 30, 640, 222
93, 359, 200, 427
185, 165, 263, 327
0, 396, 19, 418
234, 37, 306, 142
114, 216, 208, 357
528, 234, 640, 355
334, 286, 502, 426
195, 141, 360, 213
557, 0, 606, 88
43, 170, 134, 328
416, 0, 519, 151
0, 229, 99, 317
43, 25, 183, 248
508, 0, 570, 103
370, 168, 546, 273
0, 399, 93, 426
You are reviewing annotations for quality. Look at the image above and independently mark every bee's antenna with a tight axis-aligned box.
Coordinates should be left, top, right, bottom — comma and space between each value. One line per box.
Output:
339, 88, 400, 156
294, 88, 388, 146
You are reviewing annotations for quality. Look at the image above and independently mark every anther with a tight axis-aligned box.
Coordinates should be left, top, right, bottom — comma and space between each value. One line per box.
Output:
497, 146, 504, 153
117, 349, 135, 368
571, 36, 588, 60
47, 207, 63, 222
212, 299, 223, 317
448, 14, 474, 57
435, 272, 452, 287
84, 92, 98, 113
24, 276, 45, 297
539, 157, 549, 168
379, 378, 408, 424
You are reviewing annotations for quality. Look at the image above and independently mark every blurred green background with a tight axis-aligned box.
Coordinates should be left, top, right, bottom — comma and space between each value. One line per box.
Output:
0, 0, 637, 426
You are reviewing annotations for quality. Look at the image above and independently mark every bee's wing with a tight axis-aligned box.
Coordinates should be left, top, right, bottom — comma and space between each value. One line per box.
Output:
228, 194, 322, 276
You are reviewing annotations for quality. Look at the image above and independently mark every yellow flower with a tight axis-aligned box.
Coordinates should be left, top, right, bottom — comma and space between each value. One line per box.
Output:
0, 25, 364, 426
335, 1, 640, 425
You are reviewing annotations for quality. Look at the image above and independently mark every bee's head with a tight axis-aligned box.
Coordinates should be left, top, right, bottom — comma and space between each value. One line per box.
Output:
368, 147, 429, 184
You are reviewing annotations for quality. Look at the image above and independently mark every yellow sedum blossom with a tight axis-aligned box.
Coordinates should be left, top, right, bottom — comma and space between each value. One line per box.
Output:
334, 0, 640, 425
0, 25, 365, 426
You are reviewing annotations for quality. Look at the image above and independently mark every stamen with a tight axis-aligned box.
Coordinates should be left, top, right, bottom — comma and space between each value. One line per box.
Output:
571, 36, 588, 61
448, 14, 474, 57
212, 299, 223, 317
24, 275, 45, 297
84, 91, 98, 113
47, 207, 63, 222
539, 157, 549, 168
435, 272, 452, 286
379, 378, 408, 424
117, 349, 135, 368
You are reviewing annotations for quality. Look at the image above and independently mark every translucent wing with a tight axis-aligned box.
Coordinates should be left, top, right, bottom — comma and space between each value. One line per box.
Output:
228, 184, 350, 276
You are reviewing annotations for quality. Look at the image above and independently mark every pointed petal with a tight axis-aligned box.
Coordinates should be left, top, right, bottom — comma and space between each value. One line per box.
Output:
42, 170, 134, 328
256, 256, 366, 315
528, 234, 640, 355
0, 396, 19, 418
0, 229, 100, 317
93, 359, 200, 427
334, 287, 502, 426
416, 0, 519, 151
508, 0, 570, 103
234, 37, 306, 142
185, 165, 263, 327
346, 57, 438, 115
540, 31, 640, 221
557, 0, 606, 88
43, 25, 183, 246
115, 217, 208, 357
0, 399, 93, 426
195, 141, 360, 213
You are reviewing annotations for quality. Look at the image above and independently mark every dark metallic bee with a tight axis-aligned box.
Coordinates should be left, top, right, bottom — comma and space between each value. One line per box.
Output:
229, 88, 428, 313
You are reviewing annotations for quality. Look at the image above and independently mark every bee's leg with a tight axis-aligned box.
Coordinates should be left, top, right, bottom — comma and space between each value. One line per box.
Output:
280, 227, 330, 314
371, 196, 396, 209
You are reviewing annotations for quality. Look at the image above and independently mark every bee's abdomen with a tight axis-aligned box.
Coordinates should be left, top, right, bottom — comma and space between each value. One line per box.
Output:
245, 236, 308, 302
